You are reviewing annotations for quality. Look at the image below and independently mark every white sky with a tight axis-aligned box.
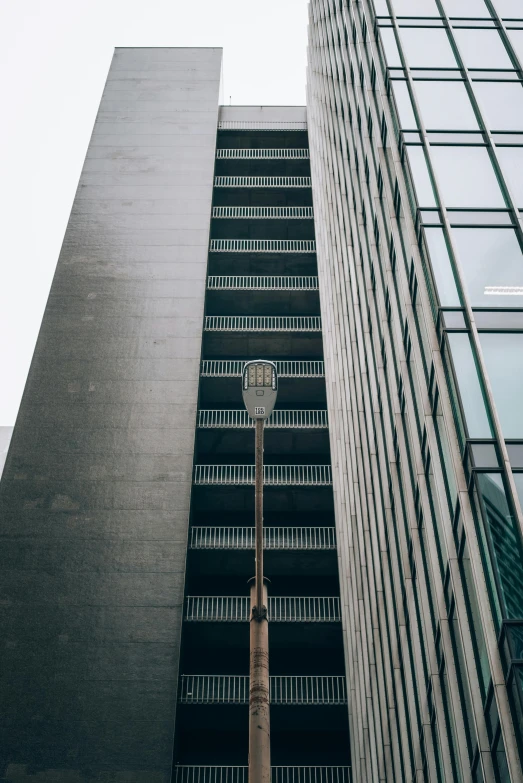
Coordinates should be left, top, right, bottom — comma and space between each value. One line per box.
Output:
0, 0, 309, 425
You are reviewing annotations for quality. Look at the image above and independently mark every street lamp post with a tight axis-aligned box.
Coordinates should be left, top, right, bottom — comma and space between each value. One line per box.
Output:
242, 360, 278, 783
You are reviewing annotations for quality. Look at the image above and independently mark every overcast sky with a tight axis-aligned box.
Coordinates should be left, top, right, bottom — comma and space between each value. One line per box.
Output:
0, 0, 309, 425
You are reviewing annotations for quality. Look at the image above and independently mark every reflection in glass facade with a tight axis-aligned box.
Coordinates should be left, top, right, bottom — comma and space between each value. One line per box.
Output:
476, 473, 523, 620
452, 228, 523, 307
307, 0, 523, 779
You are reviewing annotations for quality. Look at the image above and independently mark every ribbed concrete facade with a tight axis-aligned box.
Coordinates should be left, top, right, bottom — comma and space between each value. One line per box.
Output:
307, 1, 523, 781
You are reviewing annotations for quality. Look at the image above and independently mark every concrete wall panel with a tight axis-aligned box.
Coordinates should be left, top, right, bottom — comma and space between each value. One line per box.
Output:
0, 47, 221, 782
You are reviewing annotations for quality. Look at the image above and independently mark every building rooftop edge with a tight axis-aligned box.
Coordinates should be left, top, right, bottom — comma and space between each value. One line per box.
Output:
220, 105, 307, 109
114, 46, 224, 49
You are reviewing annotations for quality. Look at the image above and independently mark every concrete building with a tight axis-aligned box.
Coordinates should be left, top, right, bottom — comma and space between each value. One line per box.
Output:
2, 1, 523, 779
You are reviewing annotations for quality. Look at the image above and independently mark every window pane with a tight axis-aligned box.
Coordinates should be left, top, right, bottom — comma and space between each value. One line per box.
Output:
460, 539, 490, 698
448, 332, 492, 437
509, 446, 523, 469
514, 474, 523, 511
380, 28, 402, 67
475, 312, 523, 329
415, 81, 478, 130
400, 28, 457, 68
392, 81, 417, 128
509, 30, 523, 62
474, 82, 523, 131
424, 227, 461, 305
374, 0, 390, 13
476, 472, 523, 620
480, 332, 523, 438
449, 607, 476, 761
406, 146, 437, 206
443, 0, 490, 16
430, 147, 505, 208
497, 147, 523, 207
453, 29, 513, 69
495, 0, 523, 18
393, 0, 440, 14
452, 228, 523, 306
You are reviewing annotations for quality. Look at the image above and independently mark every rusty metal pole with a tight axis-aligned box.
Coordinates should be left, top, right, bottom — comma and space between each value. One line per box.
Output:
249, 418, 270, 783
254, 418, 265, 614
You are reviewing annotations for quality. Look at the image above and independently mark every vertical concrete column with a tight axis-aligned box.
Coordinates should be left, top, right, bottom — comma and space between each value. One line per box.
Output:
0, 47, 222, 782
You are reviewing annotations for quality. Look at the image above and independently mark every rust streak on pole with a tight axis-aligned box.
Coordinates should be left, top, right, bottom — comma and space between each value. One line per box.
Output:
249, 417, 270, 783
249, 580, 270, 783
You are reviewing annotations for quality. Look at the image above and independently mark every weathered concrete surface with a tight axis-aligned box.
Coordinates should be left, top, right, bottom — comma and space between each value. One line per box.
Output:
0, 47, 221, 782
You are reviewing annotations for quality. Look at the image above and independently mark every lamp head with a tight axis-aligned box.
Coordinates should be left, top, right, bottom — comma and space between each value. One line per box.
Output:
241, 360, 278, 420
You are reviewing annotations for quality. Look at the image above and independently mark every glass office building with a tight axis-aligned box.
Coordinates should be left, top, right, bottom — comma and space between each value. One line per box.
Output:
307, 0, 523, 780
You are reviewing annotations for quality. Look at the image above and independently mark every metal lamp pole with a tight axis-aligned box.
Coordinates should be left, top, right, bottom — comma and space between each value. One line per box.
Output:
253, 417, 266, 619
249, 416, 269, 783
242, 361, 278, 783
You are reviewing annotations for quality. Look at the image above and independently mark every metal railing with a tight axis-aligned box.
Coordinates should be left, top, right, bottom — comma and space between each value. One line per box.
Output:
270, 769, 350, 783
179, 675, 346, 704
207, 276, 318, 290
214, 176, 311, 188
218, 121, 308, 131
189, 526, 336, 550
200, 360, 325, 378
212, 206, 314, 219
174, 767, 351, 783
216, 148, 310, 159
185, 596, 341, 623
209, 239, 316, 253
204, 316, 321, 332
193, 465, 332, 486
271, 676, 346, 704
197, 409, 328, 429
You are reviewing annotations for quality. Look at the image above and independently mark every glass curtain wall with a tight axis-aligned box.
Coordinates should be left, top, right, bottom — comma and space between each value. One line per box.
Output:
385, 2, 523, 766
381, 0, 523, 775
307, 0, 523, 780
